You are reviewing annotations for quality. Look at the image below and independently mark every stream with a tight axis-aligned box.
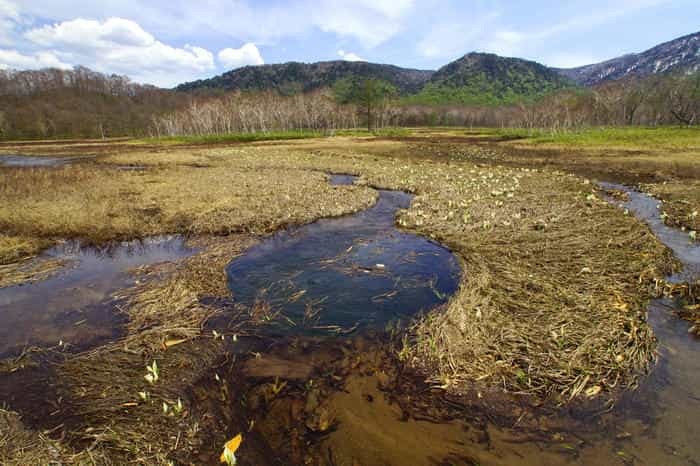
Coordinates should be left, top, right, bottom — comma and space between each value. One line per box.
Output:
225, 174, 461, 334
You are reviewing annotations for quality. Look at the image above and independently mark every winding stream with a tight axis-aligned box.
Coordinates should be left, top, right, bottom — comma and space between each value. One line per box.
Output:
225, 175, 461, 334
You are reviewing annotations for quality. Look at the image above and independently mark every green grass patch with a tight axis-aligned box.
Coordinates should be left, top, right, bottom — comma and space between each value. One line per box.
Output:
132, 130, 324, 145
494, 126, 700, 150
132, 128, 410, 145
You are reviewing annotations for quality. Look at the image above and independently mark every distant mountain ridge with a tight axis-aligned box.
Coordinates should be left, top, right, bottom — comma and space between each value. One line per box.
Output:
557, 31, 700, 86
176, 31, 700, 104
406, 52, 574, 105
176, 60, 433, 95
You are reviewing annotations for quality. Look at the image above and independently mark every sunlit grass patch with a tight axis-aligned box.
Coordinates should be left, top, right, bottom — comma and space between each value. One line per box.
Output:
496, 126, 700, 150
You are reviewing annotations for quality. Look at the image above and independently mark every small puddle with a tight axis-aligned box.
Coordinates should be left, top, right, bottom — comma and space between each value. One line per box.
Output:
225, 174, 461, 334
0, 236, 194, 357
0, 154, 93, 167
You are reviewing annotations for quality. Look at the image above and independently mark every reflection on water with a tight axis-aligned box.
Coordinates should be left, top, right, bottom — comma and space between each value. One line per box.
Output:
595, 183, 700, 465
0, 236, 194, 356
0, 154, 92, 167
226, 175, 461, 333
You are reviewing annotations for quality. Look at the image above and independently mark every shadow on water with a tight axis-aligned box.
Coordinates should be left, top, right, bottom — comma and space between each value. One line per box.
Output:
0, 236, 195, 357
224, 174, 461, 334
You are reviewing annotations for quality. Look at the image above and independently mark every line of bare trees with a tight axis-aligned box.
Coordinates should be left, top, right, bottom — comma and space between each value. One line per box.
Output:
398, 73, 700, 129
151, 91, 377, 137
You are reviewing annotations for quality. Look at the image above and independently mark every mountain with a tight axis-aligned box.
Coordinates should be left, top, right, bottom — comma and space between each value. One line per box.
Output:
404, 52, 574, 105
176, 60, 434, 95
558, 31, 700, 86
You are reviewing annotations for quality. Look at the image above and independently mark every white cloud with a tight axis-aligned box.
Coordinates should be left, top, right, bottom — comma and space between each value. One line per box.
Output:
218, 43, 264, 69
0, 49, 71, 70
0, 0, 20, 45
416, 0, 674, 63
22, 17, 214, 86
17, 1, 416, 49
311, 0, 415, 48
337, 49, 365, 62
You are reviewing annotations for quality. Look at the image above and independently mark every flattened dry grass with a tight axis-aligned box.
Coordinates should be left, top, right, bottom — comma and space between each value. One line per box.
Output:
0, 162, 376, 262
0, 234, 61, 288
394, 172, 673, 399
0, 234, 48, 265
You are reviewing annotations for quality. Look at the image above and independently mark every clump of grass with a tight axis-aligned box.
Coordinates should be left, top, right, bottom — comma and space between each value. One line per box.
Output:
0, 234, 50, 265
644, 180, 700, 232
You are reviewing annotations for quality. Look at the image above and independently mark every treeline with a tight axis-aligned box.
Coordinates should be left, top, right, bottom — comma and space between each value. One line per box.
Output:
152, 77, 404, 137
398, 73, 700, 129
0, 67, 191, 140
1, 66, 697, 141
151, 91, 362, 137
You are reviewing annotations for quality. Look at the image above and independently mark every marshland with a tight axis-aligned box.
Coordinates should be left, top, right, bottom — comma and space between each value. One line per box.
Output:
0, 126, 698, 465
1, 8, 700, 465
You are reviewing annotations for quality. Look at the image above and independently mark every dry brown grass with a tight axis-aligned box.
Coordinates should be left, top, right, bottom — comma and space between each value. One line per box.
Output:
0, 234, 49, 265
0, 160, 376, 262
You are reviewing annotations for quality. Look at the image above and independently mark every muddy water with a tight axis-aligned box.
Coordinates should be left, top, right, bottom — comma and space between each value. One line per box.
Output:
0, 236, 194, 357
225, 175, 461, 333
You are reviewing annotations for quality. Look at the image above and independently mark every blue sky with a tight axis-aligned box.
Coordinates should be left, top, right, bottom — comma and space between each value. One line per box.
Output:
1, 0, 698, 87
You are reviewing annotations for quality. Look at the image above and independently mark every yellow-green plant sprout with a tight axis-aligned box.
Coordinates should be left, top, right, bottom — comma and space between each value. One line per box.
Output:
174, 398, 184, 415
145, 360, 159, 384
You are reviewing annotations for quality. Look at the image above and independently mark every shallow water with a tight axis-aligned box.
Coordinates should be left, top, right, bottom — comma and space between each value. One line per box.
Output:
303, 182, 700, 466
225, 175, 461, 334
600, 182, 700, 281
0, 236, 194, 357
0, 154, 91, 167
